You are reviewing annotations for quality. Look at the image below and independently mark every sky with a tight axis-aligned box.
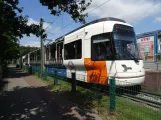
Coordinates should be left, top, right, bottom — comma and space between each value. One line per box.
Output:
18, 0, 161, 47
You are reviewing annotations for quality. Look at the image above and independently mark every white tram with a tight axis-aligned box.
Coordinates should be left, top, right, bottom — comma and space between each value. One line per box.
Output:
21, 17, 145, 87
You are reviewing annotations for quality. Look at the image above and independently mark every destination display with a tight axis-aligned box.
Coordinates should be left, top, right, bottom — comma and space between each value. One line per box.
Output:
113, 24, 134, 33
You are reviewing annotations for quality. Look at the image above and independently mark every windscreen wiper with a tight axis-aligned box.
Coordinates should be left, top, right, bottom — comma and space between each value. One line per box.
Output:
123, 48, 139, 63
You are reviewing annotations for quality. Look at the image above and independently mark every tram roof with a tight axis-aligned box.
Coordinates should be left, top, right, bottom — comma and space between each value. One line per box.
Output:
54, 17, 126, 43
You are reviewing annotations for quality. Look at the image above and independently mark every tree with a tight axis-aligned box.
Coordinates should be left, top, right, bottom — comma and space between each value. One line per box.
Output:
0, 0, 92, 63
39, 0, 92, 24
0, 0, 42, 62
19, 46, 38, 57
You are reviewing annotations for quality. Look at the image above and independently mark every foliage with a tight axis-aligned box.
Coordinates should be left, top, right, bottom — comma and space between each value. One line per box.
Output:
39, 0, 92, 24
0, 0, 41, 62
0, 0, 91, 65
19, 46, 39, 56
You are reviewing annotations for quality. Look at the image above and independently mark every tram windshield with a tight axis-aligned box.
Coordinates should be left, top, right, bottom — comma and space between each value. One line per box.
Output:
91, 24, 141, 61
113, 32, 141, 60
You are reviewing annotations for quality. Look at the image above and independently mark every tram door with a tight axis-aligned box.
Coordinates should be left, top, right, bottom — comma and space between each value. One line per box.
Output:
56, 42, 63, 64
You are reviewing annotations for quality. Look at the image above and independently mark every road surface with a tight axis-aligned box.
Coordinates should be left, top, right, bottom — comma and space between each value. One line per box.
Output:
0, 67, 102, 120
144, 62, 161, 70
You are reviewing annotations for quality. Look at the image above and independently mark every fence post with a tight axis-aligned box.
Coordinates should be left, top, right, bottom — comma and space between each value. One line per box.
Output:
38, 67, 40, 78
54, 71, 58, 85
29, 66, 32, 74
109, 78, 116, 114
44, 67, 47, 80
32, 66, 34, 74
71, 72, 76, 92
31, 66, 33, 74
35, 67, 37, 75
27, 66, 29, 72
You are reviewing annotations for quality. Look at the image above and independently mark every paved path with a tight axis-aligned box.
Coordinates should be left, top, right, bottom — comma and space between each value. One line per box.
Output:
0, 67, 102, 120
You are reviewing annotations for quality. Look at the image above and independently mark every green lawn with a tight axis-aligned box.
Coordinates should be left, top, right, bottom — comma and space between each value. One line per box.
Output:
33, 74, 161, 120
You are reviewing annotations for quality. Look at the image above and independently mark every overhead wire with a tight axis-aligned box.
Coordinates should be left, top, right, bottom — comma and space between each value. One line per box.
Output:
44, 0, 111, 45
44, 13, 65, 31
22, 1, 111, 56
46, 0, 111, 36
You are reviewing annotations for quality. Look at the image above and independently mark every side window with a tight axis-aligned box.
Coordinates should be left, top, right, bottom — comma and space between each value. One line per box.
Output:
57, 42, 63, 58
50, 43, 56, 59
64, 39, 82, 60
91, 33, 111, 60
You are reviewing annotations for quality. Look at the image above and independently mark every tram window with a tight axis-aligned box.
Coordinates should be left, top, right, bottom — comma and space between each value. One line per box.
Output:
91, 33, 112, 60
50, 43, 56, 59
57, 42, 63, 58
64, 39, 82, 60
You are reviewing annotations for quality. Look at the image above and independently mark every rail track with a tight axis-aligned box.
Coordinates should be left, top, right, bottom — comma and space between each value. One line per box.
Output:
121, 91, 161, 109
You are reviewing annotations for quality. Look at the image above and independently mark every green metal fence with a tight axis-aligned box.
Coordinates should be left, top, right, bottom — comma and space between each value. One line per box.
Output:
21, 65, 161, 120
115, 84, 161, 120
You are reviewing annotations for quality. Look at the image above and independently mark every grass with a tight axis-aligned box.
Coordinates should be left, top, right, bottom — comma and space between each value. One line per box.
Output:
31, 71, 161, 120
115, 96, 161, 120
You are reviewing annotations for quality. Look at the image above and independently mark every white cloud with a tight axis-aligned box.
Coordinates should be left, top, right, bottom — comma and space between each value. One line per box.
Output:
53, 26, 61, 33
23, 41, 40, 47
27, 18, 51, 29
23, 18, 63, 47
46, 26, 61, 35
154, 17, 161, 22
86, 0, 161, 24
20, 35, 40, 47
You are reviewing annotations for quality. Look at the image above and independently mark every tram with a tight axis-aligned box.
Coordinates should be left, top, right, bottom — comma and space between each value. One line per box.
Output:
21, 17, 145, 87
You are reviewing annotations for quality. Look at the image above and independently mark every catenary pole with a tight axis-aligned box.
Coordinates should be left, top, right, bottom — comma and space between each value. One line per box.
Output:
40, 18, 44, 78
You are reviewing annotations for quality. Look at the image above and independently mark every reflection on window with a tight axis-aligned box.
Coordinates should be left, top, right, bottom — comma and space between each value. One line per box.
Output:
113, 33, 140, 60
91, 33, 112, 60
64, 39, 82, 60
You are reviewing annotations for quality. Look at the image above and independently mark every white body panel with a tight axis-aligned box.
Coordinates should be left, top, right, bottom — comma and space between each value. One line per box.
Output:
64, 28, 87, 82
63, 20, 145, 86
106, 60, 145, 86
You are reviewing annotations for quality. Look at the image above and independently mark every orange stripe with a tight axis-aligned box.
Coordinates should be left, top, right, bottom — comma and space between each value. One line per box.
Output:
84, 58, 108, 85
